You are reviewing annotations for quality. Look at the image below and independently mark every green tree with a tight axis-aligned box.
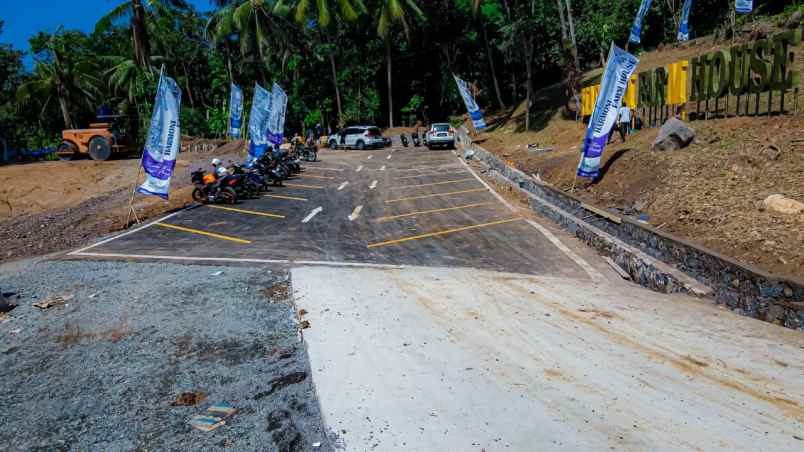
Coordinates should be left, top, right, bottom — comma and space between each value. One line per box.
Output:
377, 0, 425, 127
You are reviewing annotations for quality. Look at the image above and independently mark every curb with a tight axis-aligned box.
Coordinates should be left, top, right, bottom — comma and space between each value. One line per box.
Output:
458, 128, 804, 330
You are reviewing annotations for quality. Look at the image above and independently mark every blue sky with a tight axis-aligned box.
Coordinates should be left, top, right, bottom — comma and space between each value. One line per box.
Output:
0, 0, 214, 65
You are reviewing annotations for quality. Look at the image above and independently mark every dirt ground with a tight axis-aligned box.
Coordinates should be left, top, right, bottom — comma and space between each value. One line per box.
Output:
0, 139, 245, 263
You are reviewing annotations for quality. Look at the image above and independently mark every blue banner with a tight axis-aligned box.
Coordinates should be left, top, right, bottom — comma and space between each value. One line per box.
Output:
629, 0, 653, 44
453, 74, 486, 130
137, 72, 182, 199
268, 83, 287, 145
735, 0, 752, 13
228, 83, 244, 139
677, 0, 693, 41
577, 44, 639, 179
247, 83, 273, 159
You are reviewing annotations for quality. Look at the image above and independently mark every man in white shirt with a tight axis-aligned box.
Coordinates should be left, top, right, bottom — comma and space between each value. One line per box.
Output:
617, 104, 631, 142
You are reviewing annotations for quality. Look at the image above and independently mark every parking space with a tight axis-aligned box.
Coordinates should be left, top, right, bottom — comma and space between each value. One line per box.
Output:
68, 145, 591, 279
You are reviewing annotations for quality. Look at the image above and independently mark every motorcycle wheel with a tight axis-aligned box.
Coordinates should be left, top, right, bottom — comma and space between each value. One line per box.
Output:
309, 150, 317, 162
220, 187, 237, 205
192, 187, 208, 203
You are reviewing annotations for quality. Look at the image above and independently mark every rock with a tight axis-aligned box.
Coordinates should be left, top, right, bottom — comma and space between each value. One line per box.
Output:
652, 118, 695, 151
762, 144, 781, 161
763, 194, 804, 215
785, 11, 802, 29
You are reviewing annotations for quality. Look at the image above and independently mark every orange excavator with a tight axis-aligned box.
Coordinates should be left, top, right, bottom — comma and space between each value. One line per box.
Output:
57, 114, 139, 161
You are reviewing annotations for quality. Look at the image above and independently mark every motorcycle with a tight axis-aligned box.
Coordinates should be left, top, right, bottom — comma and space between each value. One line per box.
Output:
411, 132, 421, 147
231, 163, 269, 193
296, 142, 318, 162
400, 134, 409, 147
256, 152, 286, 186
191, 169, 237, 204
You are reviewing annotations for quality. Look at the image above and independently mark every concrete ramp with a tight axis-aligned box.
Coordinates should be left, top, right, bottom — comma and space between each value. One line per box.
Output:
293, 266, 804, 451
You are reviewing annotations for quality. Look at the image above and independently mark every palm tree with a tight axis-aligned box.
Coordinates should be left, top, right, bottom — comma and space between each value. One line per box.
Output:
377, 0, 424, 128
282, 0, 367, 125
96, 0, 189, 70
16, 32, 98, 129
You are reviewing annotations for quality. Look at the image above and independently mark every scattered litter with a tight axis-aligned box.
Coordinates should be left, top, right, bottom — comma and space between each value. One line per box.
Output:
10, 329, 21, 334
189, 403, 238, 432
88, 293, 98, 299
313, 442, 321, 448
211, 271, 224, 276
33, 294, 73, 309
603, 256, 631, 280
298, 309, 308, 317
170, 391, 207, 406
299, 320, 311, 330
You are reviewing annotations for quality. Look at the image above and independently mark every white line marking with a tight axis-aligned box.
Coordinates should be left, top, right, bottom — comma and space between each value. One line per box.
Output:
367, 155, 373, 159
380, 165, 386, 171
458, 156, 604, 283
302, 206, 323, 223
386, 154, 392, 160
67, 206, 191, 255
356, 165, 363, 172
348, 205, 364, 221
337, 181, 349, 191
369, 180, 378, 190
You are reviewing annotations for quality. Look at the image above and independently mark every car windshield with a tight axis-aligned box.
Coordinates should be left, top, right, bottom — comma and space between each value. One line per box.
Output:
433, 124, 450, 132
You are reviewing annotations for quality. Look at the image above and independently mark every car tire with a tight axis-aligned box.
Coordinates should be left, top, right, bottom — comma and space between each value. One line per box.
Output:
88, 136, 111, 161
356, 140, 365, 150
56, 141, 78, 161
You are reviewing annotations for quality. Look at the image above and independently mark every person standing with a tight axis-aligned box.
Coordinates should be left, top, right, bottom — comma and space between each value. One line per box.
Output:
617, 103, 631, 142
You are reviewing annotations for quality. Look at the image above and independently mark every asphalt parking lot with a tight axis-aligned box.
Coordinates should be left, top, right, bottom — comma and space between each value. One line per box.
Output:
68, 144, 589, 279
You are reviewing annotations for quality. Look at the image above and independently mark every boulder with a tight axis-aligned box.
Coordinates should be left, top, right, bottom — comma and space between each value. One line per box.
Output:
763, 194, 804, 215
652, 118, 696, 151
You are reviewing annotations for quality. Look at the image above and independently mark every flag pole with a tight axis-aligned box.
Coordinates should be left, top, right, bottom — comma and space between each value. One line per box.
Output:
126, 65, 165, 227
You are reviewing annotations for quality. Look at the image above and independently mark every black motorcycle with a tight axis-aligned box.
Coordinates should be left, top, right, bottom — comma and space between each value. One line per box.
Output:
256, 152, 286, 186
411, 132, 421, 147
231, 163, 269, 193
296, 142, 318, 162
400, 134, 409, 147
191, 169, 237, 204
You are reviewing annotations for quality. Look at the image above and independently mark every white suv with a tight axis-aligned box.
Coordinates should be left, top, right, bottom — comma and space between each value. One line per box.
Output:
426, 123, 455, 150
328, 125, 386, 150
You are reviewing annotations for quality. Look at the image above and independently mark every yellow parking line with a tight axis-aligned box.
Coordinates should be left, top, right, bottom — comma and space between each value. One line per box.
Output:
285, 183, 324, 189
384, 188, 488, 204
389, 178, 476, 190
299, 174, 335, 180
306, 166, 344, 172
263, 194, 308, 201
367, 217, 522, 249
395, 172, 466, 180
375, 202, 495, 223
155, 223, 252, 244
205, 205, 285, 219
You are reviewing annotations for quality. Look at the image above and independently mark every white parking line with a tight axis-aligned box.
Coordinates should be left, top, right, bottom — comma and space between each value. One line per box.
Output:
387, 154, 392, 160
302, 206, 323, 223
369, 180, 378, 190
348, 205, 364, 221
380, 165, 386, 171
356, 165, 363, 172
338, 181, 350, 191
367, 155, 373, 160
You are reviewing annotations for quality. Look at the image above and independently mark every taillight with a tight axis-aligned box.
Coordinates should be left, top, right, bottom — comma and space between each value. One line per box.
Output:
228, 180, 237, 186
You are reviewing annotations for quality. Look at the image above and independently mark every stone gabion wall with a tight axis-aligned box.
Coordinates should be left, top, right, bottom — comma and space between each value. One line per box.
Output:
460, 130, 804, 330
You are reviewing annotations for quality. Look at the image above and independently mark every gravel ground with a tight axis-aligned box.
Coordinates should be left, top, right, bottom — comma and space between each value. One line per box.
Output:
0, 259, 331, 452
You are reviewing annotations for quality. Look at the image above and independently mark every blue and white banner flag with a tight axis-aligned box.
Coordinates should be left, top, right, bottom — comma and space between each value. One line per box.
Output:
228, 83, 244, 139
677, 0, 693, 41
735, 0, 752, 13
247, 83, 273, 159
137, 72, 181, 199
268, 83, 287, 145
453, 74, 486, 130
577, 43, 639, 179
628, 0, 653, 44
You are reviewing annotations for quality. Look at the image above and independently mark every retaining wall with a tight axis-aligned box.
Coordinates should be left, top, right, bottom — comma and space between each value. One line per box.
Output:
459, 129, 804, 330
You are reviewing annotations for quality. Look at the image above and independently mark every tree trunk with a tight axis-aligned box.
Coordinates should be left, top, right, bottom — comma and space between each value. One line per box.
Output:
563, 0, 580, 74
524, 38, 533, 131
58, 92, 73, 130
481, 23, 505, 109
386, 40, 394, 128
555, 0, 568, 42
182, 63, 196, 106
131, 0, 150, 70
321, 31, 343, 125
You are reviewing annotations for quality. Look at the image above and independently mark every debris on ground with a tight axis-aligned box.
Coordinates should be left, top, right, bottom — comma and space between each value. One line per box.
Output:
189, 404, 238, 432
652, 118, 695, 151
762, 194, 804, 215
254, 372, 307, 400
0, 288, 16, 313
262, 281, 291, 302
170, 391, 208, 407
33, 294, 73, 309
299, 320, 311, 330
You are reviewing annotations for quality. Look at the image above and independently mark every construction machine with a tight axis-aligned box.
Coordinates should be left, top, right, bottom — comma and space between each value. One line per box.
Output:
57, 114, 138, 161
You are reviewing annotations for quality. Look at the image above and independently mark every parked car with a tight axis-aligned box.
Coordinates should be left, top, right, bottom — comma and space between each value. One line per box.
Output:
425, 123, 455, 150
328, 125, 386, 150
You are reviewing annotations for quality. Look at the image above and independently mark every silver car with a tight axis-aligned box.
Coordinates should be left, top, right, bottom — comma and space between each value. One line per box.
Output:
328, 125, 386, 150
426, 123, 455, 150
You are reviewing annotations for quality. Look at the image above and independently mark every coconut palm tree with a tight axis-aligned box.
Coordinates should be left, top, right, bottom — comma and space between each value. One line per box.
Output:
96, 0, 189, 70
377, 0, 424, 128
